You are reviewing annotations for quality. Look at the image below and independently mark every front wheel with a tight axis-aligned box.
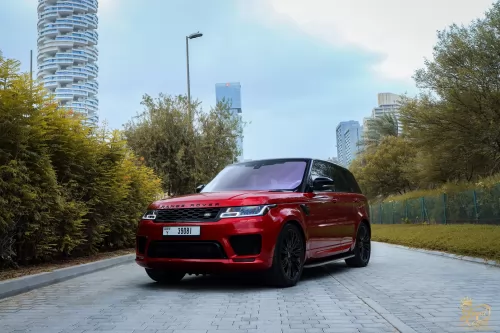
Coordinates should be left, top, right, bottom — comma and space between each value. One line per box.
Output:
145, 269, 185, 284
268, 223, 305, 288
345, 223, 371, 267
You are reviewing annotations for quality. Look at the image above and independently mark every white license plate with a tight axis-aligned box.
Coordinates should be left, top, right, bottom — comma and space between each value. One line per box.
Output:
163, 226, 200, 236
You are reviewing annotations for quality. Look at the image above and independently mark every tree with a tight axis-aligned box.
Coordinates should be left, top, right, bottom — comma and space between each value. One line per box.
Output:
399, 96, 490, 186
350, 136, 417, 199
0, 53, 62, 265
0, 51, 21, 90
339, 1, 500, 200
124, 94, 242, 196
360, 113, 399, 152
401, 1, 500, 184
196, 100, 243, 181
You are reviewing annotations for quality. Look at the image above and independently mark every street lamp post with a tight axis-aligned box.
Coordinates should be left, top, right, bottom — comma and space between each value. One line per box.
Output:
185, 31, 203, 121
185, 32, 203, 190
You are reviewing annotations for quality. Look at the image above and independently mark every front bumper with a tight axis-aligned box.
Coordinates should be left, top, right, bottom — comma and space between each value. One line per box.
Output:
135, 214, 279, 273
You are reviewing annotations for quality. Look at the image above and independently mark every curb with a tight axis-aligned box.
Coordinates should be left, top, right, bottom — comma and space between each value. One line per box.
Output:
0, 253, 135, 300
375, 241, 500, 268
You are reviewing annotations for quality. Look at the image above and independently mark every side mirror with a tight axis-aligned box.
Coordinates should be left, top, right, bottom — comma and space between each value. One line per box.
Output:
312, 177, 335, 191
195, 184, 205, 193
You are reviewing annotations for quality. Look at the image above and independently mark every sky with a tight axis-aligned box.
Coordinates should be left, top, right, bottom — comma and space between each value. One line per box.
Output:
0, 0, 496, 160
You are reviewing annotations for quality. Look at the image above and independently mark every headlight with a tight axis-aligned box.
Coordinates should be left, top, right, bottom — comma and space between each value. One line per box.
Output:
219, 205, 276, 218
142, 210, 157, 220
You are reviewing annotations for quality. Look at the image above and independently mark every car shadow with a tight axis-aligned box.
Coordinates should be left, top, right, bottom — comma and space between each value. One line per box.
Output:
137, 263, 349, 292
321, 262, 351, 275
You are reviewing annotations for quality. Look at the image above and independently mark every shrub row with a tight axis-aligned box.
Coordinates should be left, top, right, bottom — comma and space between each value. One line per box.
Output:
0, 53, 162, 268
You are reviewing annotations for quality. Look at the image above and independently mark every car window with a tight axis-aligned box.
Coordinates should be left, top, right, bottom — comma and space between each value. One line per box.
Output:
330, 165, 350, 193
201, 160, 307, 192
339, 167, 362, 194
310, 160, 350, 192
310, 160, 331, 180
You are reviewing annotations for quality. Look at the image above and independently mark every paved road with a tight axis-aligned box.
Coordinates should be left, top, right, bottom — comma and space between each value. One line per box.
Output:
1, 242, 499, 333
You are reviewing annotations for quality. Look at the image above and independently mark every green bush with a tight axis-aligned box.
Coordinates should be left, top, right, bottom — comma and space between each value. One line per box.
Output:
0, 52, 162, 268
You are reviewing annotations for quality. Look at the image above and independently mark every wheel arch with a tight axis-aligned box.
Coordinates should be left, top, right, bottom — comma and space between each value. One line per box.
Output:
360, 219, 371, 238
273, 218, 307, 257
283, 219, 306, 246
351, 219, 371, 252
278, 206, 308, 243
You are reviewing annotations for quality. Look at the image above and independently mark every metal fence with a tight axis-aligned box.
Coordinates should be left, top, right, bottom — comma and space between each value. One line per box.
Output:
370, 184, 500, 225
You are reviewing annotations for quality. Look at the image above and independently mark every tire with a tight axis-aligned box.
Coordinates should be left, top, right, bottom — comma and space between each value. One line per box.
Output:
345, 222, 371, 267
268, 223, 305, 288
145, 268, 185, 284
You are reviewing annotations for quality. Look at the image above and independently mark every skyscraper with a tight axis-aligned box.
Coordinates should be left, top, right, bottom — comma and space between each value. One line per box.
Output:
215, 82, 243, 162
336, 120, 363, 168
37, 0, 99, 126
370, 92, 402, 135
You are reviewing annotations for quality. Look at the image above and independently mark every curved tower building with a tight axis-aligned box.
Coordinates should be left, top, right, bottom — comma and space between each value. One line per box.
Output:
37, 0, 99, 125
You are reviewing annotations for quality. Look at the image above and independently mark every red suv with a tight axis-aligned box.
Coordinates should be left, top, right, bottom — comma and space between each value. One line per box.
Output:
135, 158, 371, 287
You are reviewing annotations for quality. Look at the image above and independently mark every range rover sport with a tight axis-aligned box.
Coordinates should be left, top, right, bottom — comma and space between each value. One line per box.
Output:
135, 158, 371, 287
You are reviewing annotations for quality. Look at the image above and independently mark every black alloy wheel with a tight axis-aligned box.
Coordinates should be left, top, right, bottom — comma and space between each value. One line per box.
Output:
345, 223, 371, 267
269, 223, 305, 287
280, 227, 303, 280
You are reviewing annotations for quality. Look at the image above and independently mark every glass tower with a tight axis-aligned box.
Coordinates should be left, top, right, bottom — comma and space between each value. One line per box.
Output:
336, 120, 363, 168
215, 82, 243, 162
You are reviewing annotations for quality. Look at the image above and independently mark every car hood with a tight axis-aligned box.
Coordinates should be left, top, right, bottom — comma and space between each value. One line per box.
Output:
149, 191, 302, 209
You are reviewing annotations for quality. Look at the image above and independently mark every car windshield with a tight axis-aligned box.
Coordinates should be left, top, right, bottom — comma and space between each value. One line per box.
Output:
201, 160, 307, 192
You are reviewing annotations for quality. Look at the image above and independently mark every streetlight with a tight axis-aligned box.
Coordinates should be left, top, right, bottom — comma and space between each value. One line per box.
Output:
185, 32, 203, 189
186, 31, 203, 121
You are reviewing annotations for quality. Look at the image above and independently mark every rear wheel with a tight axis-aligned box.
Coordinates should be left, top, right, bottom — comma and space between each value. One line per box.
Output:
345, 223, 371, 267
145, 269, 185, 284
268, 223, 305, 288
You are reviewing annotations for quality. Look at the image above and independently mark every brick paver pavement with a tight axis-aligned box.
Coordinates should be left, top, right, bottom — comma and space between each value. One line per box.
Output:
1, 242, 498, 333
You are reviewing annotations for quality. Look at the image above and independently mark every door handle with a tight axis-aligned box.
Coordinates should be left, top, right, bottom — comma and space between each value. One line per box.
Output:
314, 195, 329, 200
332, 198, 338, 203
353, 198, 360, 203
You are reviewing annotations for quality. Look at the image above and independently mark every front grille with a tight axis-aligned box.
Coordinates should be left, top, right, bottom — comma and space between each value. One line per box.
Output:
147, 241, 227, 259
154, 208, 222, 223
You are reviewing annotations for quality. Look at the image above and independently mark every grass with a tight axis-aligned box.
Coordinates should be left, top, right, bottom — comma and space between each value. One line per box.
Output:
372, 224, 500, 262
373, 173, 500, 204
0, 248, 135, 282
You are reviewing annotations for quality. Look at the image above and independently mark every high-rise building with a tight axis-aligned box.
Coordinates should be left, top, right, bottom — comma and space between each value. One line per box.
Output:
336, 120, 363, 168
370, 92, 402, 134
37, 0, 99, 126
215, 82, 243, 162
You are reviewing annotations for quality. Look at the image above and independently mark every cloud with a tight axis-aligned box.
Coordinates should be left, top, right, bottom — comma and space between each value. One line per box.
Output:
248, 0, 495, 81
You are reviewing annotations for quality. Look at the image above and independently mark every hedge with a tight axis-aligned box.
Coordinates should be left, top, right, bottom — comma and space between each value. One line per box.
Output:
0, 52, 162, 268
